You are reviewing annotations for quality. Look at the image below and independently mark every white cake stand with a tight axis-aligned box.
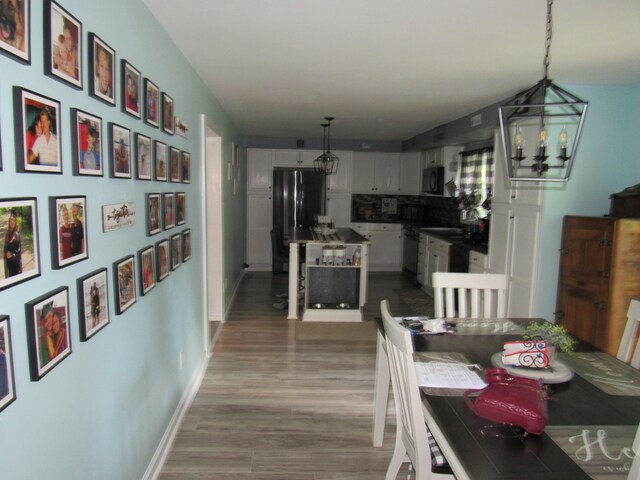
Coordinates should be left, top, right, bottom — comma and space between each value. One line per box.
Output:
490, 352, 574, 384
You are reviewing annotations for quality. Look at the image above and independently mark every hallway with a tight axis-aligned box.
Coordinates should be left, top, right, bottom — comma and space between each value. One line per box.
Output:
159, 272, 429, 479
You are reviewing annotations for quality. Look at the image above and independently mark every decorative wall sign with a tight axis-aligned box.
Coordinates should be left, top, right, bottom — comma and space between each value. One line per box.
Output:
25, 286, 71, 380
101, 202, 135, 232
0, 197, 40, 291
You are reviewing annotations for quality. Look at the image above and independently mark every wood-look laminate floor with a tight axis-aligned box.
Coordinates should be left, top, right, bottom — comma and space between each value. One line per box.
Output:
159, 271, 430, 480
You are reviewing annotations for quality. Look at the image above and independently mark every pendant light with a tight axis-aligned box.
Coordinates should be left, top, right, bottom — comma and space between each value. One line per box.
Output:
498, 0, 588, 182
314, 117, 339, 175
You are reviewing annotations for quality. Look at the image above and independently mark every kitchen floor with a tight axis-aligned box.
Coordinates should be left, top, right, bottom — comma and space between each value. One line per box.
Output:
160, 271, 432, 479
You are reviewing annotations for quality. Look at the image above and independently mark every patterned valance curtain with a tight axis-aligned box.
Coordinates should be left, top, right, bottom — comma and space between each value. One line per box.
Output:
458, 147, 494, 219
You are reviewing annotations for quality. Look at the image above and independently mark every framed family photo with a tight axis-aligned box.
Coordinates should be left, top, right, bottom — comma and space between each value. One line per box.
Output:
77, 268, 110, 341
44, 0, 81, 89
181, 151, 191, 183
138, 245, 156, 296
0, 315, 16, 412
163, 192, 174, 230
25, 286, 71, 381
109, 123, 131, 178
13, 86, 61, 173
176, 192, 186, 225
146, 193, 161, 236
88, 33, 115, 106
0, 0, 30, 63
135, 133, 151, 180
182, 229, 192, 262
49, 195, 87, 269
144, 78, 159, 127
122, 60, 141, 118
154, 140, 167, 181
170, 147, 180, 183
161, 92, 174, 135
155, 239, 169, 282
71, 109, 102, 176
113, 255, 136, 315
170, 233, 182, 270
0, 197, 40, 291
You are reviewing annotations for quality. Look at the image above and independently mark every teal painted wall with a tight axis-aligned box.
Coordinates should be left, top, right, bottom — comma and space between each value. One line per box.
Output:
534, 83, 640, 321
0, 0, 243, 478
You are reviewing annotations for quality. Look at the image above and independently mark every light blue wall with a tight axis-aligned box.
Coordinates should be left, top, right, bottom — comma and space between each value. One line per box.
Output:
534, 83, 640, 321
0, 0, 243, 478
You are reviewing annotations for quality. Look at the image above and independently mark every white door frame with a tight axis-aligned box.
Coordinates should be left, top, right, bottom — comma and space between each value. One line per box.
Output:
202, 115, 224, 353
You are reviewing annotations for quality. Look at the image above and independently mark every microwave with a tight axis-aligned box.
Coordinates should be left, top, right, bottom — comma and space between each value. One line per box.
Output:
422, 167, 445, 195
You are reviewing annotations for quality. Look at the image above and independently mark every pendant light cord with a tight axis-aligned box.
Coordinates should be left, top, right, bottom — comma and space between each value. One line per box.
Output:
543, 0, 553, 80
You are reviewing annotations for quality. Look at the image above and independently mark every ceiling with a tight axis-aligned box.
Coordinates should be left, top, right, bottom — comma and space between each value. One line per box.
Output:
143, 0, 640, 142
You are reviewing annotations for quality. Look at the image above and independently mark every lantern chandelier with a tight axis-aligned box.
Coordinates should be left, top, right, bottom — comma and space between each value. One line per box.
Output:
314, 117, 339, 175
498, 0, 588, 182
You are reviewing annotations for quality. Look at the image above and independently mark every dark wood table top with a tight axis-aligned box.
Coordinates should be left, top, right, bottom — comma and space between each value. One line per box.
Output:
412, 325, 640, 480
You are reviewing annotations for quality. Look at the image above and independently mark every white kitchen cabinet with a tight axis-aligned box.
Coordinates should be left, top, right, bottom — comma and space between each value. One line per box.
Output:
246, 192, 273, 270
422, 146, 461, 169
399, 152, 422, 194
417, 233, 427, 285
350, 223, 402, 271
421, 234, 451, 295
468, 250, 488, 274
274, 149, 315, 168
247, 149, 274, 191
352, 152, 401, 193
326, 192, 351, 227
325, 151, 352, 192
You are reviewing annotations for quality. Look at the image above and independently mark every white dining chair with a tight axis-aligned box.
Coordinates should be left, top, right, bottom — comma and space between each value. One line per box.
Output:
380, 300, 454, 480
432, 272, 507, 319
629, 422, 640, 480
617, 299, 640, 369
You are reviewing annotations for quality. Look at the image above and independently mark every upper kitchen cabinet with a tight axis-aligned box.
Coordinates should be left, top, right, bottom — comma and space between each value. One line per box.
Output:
247, 148, 274, 191
399, 152, 422, 195
422, 146, 461, 169
352, 152, 401, 194
276, 149, 315, 168
324, 151, 352, 192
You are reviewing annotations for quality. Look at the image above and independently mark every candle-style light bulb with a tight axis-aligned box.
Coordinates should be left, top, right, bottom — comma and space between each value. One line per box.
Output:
559, 127, 569, 159
537, 127, 548, 158
513, 127, 525, 160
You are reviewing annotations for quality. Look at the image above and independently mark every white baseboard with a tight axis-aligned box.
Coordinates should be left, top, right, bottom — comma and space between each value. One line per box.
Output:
142, 353, 209, 480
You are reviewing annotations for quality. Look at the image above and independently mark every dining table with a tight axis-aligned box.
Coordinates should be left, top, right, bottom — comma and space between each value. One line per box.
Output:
373, 317, 640, 480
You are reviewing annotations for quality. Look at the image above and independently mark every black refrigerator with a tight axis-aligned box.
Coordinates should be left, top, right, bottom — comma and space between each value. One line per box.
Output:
272, 167, 326, 233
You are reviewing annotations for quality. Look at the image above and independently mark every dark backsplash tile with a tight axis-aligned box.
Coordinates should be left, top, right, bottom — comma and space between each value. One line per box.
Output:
351, 194, 460, 226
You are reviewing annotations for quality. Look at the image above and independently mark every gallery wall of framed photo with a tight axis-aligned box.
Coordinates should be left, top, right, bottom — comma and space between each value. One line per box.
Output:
0, 0, 244, 478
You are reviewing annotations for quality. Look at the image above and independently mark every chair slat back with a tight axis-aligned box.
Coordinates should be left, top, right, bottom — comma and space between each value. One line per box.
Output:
617, 299, 640, 369
433, 272, 508, 319
628, 422, 640, 480
380, 300, 431, 478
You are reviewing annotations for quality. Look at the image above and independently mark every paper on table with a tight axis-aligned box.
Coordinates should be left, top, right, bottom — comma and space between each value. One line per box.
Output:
415, 362, 487, 389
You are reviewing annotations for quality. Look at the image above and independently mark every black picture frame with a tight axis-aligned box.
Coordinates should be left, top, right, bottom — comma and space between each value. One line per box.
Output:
163, 192, 175, 230
161, 92, 174, 135
135, 133, 151, 180
146, 193, 161, 236
25, 286, 71, 381
176, 192, 186, 225
182, 228, 192, 262
154, 140, 167, 181
71, 108, 103, 176
138, 245, 156, 296
181, 151, 191, 183
77, 268, 110, 341
43, 0, 81, 89
121, 59, 141, 118
144, 78, 159, 128
0, 0, 30, 64
169, 147, 181, 183
0, 315, 17, 412
155, 239, 169, 282
13, 86, 62, 174
113, 255, 136, 315
0, 197, 40, 291
109, 123, 131, 178
88, 33, 115, 106
49, 195, 87, 269
170, 233, 182, 270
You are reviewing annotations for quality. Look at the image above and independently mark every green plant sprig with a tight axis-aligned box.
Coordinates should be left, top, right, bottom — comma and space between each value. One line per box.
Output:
523, 321, 577, 353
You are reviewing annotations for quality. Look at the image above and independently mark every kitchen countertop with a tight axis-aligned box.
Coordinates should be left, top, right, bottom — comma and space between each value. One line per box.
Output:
419, 227, 488, 254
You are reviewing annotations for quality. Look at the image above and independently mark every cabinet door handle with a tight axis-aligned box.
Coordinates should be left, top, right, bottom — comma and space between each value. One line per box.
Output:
594, 302, 607, 311
598, 270, 610, 278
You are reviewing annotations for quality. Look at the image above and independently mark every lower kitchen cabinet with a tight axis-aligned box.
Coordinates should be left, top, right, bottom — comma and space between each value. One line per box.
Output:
422, 234, 451, 295
326, 192, 351, 228
351, 223, 402, 271
555, 215, 640, 356
468, 250, 488, 273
